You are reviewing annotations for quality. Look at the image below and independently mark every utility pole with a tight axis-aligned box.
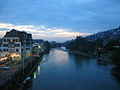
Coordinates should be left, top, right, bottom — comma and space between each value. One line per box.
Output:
9, 53, 12, 87
8, 42, 13, 88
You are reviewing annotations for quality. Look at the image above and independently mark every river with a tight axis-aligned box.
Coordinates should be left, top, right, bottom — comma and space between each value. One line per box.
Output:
23, 48, 120, 90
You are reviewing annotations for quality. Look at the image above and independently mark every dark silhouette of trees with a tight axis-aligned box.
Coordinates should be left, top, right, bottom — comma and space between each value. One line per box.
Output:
111, 48, 120, 66
44, 41, 51, 49
66, 36, 95, 53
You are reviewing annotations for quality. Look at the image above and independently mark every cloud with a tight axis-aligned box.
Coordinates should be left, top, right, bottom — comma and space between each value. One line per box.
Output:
0, 22, 91, 42
0, 0, 120, 33
0, 31, 6, 37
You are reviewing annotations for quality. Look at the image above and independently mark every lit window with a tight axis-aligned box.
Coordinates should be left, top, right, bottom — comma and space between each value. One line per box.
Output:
10, 39, 13, 42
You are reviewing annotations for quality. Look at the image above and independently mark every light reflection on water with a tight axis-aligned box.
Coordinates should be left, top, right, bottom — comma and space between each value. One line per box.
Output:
33, 66, 41, 79
37, 66, 40, 75
33, 72, 37, 79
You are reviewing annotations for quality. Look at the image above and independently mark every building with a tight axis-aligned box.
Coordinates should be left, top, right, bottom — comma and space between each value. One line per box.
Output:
0, 38, 2, 51
33, 39, 45, 47
1, 29, 33, 55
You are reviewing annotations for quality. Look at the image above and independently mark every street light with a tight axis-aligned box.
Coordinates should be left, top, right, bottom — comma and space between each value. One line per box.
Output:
8, 41, 14, 87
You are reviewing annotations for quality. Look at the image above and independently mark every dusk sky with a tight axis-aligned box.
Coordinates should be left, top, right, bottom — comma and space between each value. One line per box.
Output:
0, 0, 120, 42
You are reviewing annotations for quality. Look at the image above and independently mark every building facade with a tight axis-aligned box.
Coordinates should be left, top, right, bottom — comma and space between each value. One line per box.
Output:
1, 29, 33, 55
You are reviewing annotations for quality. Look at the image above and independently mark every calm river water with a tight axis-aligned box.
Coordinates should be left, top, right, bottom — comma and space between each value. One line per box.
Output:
24, 48, 120, 90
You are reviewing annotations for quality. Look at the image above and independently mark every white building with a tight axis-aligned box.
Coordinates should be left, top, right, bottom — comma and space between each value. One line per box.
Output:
0, 29, 33, 59
2, 37, 21, 54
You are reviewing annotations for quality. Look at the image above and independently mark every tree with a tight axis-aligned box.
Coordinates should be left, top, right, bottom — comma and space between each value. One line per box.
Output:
44, 41, 50, 49
65, 36, 95, 53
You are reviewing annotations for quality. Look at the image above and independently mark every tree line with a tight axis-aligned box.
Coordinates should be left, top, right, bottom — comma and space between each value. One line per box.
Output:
65, 36, 120, 66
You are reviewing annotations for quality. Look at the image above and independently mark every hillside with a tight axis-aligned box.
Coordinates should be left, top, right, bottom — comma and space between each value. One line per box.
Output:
86, 26, 120, 46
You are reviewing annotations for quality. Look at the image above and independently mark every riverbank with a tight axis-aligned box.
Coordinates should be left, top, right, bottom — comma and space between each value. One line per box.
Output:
68, 49, 113, 64
68, 50, 96, 57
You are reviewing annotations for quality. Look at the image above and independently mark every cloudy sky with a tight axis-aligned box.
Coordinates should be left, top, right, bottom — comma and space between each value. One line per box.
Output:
0, 0, 120, 42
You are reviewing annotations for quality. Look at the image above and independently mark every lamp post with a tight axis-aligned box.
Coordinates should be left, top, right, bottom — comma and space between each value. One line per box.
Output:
8, 41, 14, 87
9, 52, 12, 87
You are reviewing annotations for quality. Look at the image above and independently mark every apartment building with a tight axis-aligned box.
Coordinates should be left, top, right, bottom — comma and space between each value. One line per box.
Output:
1, 29, 33, 54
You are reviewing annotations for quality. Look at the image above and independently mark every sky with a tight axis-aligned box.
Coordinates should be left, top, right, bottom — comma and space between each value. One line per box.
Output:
0, 0, 120, 42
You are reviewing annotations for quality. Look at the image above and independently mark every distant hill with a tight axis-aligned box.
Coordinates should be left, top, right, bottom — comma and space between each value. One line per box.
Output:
85, 26, 120, 46
86, 26, 120, 41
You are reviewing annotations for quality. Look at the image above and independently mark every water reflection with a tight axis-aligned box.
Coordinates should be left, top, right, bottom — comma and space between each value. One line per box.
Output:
68, 54, 92, 68
96, 58, 120, 85
33, 72, 37, 79
20, 65, 42, 90
16, 48, 120, 90
111, 66, 120, 84
33, 66, 41, 79
37, 66, 40, 75
43, 49, 69, 66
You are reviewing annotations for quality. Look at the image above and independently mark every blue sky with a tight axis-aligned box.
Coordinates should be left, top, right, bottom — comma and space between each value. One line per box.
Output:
0, 0, 120, 42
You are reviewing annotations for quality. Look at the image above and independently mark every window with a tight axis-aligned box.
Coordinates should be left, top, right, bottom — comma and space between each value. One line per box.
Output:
16, 39, 19, 42
26, 48, 30, 50
16, 49, 19, 52
15, 44, 20, 47
12, 39, 19, 42
3, 44, 8, 47
7, 39, 10, 42
10, 39, 13, 42
4, 39, 6, 42
9, 49, 15, 52
3, 49, 8, 52
13, 39, 16, 42
22, 49, 23, 52
21, 43, 24, 46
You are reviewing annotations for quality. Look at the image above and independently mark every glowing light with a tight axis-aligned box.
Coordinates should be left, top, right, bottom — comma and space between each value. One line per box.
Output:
10, 39, 13, 42
0, 52, 21, 62
10, 53, 20, 58
0, 57, 8, 61
37, 66, 41, 75
34, 72, 37, 79
25, 50, 31, 56
38, 46, 41, 48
